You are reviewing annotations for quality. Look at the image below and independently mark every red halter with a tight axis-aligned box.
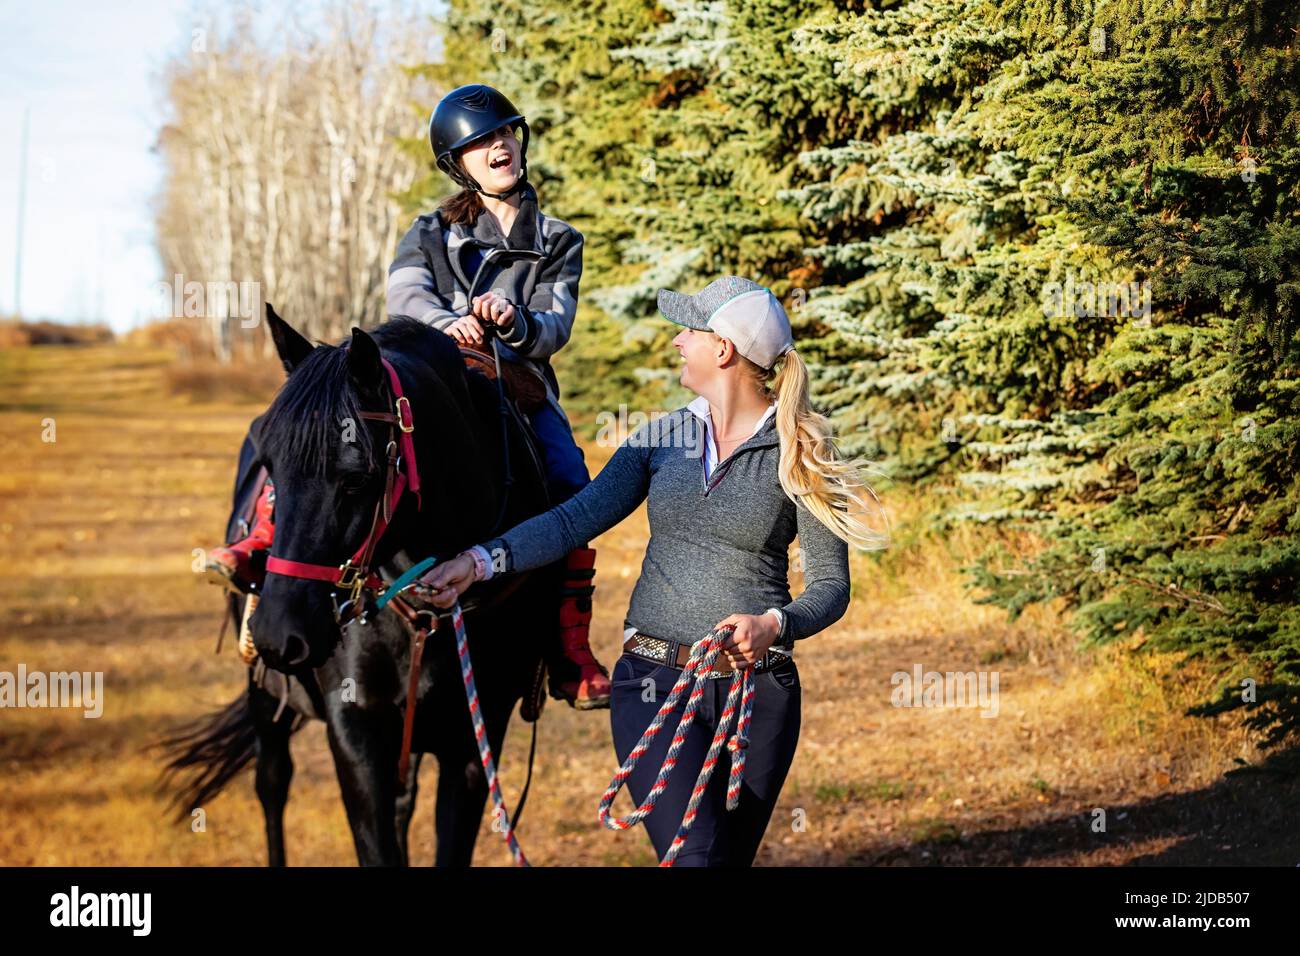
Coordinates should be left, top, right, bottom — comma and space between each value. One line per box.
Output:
265, 357, 422, 607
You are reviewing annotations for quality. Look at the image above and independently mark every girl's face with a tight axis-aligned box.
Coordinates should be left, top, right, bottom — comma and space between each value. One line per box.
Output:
459, 124, 521, 194
673, 327, 726, 393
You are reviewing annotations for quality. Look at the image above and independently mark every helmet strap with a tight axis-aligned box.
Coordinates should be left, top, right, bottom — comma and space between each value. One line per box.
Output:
450, 162, 528, 200
473, 170, 528, 200
444, 123, 530, 201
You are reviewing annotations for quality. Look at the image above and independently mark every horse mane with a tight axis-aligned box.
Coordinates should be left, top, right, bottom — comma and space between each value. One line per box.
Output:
257, 317, 467, 476
369, 315, 464, 375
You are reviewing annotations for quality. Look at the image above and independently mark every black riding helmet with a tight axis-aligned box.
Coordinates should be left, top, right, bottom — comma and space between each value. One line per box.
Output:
429, 84, 530, 200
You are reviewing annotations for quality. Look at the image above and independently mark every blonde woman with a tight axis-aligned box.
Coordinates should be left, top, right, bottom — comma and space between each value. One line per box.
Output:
419, 276, 889, 865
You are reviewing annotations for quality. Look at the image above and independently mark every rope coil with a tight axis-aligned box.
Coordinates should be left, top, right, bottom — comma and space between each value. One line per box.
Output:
597, 625, 756, 866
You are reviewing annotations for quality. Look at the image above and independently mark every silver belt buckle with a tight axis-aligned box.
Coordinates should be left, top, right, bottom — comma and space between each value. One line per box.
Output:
627, 632, 671, 665
704, 641, 740, 680
695, 642, 783, 679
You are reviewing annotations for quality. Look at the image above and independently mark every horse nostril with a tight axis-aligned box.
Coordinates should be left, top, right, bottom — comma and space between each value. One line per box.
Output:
283, 634, 311, 667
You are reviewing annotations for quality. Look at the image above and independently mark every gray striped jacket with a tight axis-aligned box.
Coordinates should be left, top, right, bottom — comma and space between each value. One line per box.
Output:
386, 187, 583, 408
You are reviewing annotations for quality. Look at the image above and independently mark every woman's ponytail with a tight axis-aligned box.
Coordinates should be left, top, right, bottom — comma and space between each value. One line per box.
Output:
766, 350, 891, 551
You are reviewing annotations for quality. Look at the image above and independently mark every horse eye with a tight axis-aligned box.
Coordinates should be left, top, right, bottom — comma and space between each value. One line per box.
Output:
340, 473, 373, 495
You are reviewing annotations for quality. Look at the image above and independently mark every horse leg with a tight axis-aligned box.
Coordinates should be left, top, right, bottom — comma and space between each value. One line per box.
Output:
395, 752, 422, 866
433, 748, 489, 867
250, 681, 296, 867
432, 698, 515, 867
324, 704, 402, 866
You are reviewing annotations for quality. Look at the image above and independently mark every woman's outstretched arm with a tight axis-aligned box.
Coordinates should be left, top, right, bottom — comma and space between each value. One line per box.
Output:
478, 416, 648, 575
419, 422, 659, 603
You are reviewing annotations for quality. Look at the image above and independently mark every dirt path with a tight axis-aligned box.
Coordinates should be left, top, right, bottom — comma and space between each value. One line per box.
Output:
1, 344, 1293, 866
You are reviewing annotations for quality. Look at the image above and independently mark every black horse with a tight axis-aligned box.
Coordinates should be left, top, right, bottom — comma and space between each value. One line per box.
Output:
162, 307, 558, 865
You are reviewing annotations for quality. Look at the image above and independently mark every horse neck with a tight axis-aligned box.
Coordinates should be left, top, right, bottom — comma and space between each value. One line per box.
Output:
384, 354, 504, 558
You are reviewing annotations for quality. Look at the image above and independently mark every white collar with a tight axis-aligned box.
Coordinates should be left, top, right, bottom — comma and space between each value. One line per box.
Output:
686, 396, 777, 442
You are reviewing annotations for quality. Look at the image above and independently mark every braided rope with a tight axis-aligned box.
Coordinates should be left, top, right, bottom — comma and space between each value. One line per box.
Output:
597, 625, 756, 866
449, 602, 529, 867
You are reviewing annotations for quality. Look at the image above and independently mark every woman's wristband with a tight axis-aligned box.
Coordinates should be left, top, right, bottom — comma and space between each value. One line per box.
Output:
764, 607, 787, 646
466, 545, 494, 582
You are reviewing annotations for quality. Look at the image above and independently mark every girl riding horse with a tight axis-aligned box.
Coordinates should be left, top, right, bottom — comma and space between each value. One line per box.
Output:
205, 84, 611, 709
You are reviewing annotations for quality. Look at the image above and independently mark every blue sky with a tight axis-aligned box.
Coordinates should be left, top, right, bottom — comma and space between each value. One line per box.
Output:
0, 0, 444, 332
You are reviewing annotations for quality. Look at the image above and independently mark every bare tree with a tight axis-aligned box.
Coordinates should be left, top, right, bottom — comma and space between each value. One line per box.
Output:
154, 0, 438, 358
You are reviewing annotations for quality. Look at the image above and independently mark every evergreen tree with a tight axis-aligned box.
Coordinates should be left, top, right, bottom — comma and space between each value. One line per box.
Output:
967, 0, 1300, 746
427, 0, 1300, 746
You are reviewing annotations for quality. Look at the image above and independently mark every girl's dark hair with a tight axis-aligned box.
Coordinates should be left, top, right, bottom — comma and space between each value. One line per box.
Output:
439, 186, 482, 225
438, 154, 483, 224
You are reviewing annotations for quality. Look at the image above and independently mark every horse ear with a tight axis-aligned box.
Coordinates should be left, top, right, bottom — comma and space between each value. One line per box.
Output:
347, 327, 384, 386
266, 303, 314, 373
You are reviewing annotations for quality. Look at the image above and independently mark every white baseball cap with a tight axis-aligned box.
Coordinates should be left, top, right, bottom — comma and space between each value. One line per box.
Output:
657, 276, 794, 370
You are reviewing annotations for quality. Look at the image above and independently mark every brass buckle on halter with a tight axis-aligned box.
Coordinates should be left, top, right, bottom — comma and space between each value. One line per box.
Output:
337, 562, 367, 603
395, 396, 414, 433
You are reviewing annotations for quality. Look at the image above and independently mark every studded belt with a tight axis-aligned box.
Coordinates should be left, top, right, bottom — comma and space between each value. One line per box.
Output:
623, 630, 792, 679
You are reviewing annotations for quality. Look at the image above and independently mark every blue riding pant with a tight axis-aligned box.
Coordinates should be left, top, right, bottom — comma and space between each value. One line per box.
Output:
528, 399, 590, 505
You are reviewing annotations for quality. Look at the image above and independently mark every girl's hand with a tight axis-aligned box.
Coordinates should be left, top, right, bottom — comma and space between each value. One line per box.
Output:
714, 612, 781, 668
414, 552, 478, 609
472, 292, 515, 329
447, 315, 486, 347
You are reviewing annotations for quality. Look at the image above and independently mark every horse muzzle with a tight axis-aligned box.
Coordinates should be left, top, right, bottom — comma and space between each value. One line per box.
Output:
251, 575, 339, 672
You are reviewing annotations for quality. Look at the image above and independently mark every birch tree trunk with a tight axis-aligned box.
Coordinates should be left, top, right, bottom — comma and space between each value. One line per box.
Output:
154, 0, 438, 357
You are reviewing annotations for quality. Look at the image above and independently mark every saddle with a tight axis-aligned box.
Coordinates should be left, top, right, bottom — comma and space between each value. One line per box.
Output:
459, 345, 548, 415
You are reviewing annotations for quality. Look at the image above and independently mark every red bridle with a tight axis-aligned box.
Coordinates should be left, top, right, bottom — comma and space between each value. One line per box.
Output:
264, 357, 422, 610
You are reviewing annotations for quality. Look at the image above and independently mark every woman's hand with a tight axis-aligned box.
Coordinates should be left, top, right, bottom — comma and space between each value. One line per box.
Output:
446, 315, 486, 347
472, 292, 516, 329
413, 552, 478, 609
714, 612, 781, 668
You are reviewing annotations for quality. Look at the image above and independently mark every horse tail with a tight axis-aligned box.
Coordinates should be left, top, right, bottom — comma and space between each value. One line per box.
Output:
157, 688, 269, 822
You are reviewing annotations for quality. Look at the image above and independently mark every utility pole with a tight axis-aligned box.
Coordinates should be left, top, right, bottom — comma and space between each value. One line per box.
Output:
95, 219, 105, 324
14, 105, 30, 320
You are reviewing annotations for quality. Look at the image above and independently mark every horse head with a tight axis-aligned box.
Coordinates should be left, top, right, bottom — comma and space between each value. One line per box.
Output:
249, 305, 495, 672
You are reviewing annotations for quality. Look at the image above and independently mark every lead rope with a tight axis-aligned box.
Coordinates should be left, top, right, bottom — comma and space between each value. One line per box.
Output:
449, 601, 529, 867
379, 568, 531, 866
597, 625, 756, 866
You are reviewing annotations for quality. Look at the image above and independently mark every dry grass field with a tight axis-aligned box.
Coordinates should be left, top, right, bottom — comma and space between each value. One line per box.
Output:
1, 343, 1296, 866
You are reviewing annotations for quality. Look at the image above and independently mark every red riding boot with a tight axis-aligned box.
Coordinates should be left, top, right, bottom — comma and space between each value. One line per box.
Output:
548, 546, 611, 710
206, 477, 275, 594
